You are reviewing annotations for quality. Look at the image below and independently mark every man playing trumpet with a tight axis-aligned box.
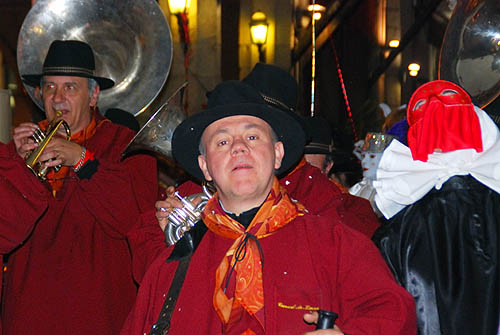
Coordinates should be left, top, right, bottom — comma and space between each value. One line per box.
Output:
2, 40, 157, 335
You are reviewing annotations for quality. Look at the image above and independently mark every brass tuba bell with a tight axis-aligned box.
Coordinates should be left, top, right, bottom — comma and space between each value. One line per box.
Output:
439, 0, 500, 108
25, 111, 71, 180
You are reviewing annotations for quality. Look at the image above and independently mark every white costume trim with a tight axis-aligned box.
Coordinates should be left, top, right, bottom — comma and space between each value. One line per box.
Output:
373, 106, 500, 219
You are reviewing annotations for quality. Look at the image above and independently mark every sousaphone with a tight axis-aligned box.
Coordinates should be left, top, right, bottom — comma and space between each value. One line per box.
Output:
17, 0, 173, 116
439, 0, 500, 109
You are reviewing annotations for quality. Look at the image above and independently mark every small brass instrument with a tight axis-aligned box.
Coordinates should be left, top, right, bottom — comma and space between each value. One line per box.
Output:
26, 111, 71, 180
165, 184, 214, 246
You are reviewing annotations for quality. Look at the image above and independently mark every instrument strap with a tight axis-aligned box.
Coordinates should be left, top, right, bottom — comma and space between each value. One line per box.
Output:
149, 254, 192, 335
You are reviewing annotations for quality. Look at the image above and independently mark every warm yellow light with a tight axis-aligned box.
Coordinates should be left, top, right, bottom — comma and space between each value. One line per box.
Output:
409, 70, 419, 77
312, 12, 322, 21
250, 11, 268, 45
250, 24, 268, 45
388, 39, 400, 48
408, 63, 421, 71
307, 4, 326, 12
167, 0, 190, 14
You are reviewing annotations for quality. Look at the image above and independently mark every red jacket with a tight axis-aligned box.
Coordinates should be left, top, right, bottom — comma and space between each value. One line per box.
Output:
122, 209, 416, 334
1, 119, 157, 335
0, 144, 48, 334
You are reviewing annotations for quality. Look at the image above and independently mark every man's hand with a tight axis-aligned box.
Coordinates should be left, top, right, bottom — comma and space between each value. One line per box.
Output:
41, 137, 83, 168
155, 186, 183, 231
155, 186, 204, 231
303, 312, 344, 335
13, 122, 39, 158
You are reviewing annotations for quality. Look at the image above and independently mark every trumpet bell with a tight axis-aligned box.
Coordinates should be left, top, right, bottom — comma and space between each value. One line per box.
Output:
439, 0, 500, 108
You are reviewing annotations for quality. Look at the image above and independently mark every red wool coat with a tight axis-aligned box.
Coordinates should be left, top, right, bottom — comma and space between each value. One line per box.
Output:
121, 210, 417, 334
1, 119, 158, 335
0, 144, 49, 334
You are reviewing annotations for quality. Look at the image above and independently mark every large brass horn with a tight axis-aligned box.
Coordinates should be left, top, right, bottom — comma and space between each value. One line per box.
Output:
26, 110, 71, 180
439, 0, 500, 109
122, 83, 214, 246
17, 0, 172, 116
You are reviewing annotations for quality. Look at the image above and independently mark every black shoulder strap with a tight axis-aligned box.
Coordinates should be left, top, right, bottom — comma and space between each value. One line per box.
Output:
149, 254, 192, 335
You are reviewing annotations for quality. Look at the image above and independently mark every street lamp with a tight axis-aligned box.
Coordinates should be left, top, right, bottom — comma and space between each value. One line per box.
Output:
250, 11, 269, 63
167, 0, 190, 14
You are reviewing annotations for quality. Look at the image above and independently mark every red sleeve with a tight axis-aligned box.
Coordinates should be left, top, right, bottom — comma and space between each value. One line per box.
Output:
127, 210, 165, 284
177, 180, 203, 196
127, 179, 203, 284
0, 143, 48, 253
337, 194, 380, 237
75, 124, 158, 238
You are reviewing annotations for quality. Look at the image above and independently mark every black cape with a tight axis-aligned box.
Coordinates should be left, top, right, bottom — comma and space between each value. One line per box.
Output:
373, 175, 499, 335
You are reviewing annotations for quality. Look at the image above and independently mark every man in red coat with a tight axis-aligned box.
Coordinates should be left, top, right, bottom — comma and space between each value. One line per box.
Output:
2, 40, 157, 335
122, 80, 416, 334
301, 115, 380, 236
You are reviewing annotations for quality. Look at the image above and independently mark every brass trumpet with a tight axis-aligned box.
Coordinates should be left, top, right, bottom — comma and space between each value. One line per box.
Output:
26, 111, 71, 180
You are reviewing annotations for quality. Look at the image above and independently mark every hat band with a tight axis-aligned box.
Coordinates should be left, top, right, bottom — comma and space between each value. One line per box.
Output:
305, 142, 334, 153
43, 66, 95, 76
261, 94, 294, 113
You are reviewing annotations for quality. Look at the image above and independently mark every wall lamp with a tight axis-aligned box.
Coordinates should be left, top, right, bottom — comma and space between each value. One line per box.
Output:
168, 0, 190, 14
388, 39, 400, 48
250, 11, 269, 63
408, 63, 420, 77
307, 4, 326, 21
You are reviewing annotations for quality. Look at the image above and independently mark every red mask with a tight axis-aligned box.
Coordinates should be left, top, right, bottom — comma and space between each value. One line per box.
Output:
406, 80, 483, 161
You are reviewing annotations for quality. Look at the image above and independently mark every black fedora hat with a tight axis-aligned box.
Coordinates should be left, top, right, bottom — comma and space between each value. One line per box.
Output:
242, 63, 298, 113
22, 40, 114, 90
172, 81, 305, 181
303, 116, 335, 155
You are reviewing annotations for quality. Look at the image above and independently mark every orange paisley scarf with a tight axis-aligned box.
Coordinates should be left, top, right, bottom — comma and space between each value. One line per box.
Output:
202, 177, 305, 334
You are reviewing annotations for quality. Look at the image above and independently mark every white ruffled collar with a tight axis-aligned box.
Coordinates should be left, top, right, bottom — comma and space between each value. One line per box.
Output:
373, 106, 500, 219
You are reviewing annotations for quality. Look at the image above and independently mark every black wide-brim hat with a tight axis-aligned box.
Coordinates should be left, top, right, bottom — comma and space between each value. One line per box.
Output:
303, 116, 335, 155
242, 63, 298, 113
172, 81, 305, 181
22, 40, 114, 90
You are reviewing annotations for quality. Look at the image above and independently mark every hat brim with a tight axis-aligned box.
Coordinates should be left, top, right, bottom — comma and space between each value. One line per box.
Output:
304, 145, 332, 155
22, 73, 115, 90
172, 103, 305, 181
